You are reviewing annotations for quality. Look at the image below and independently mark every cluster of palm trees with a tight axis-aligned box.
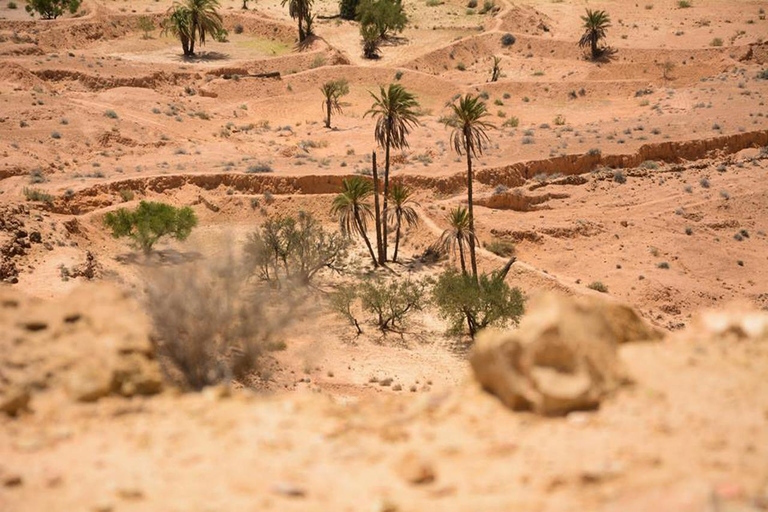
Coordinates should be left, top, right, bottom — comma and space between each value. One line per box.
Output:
330, 83, 494, 281
162, 0, 225, 57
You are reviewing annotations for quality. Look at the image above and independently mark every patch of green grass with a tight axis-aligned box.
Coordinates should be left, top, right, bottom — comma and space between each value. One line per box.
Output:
234, 38, 291, 56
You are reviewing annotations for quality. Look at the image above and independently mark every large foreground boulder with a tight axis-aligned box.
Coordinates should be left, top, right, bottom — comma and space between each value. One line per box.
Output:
470, 293, 662, 416
0, 284, 163, 415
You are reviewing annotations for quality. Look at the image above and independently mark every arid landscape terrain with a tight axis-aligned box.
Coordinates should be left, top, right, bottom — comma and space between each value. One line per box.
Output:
1, 0, 768, 510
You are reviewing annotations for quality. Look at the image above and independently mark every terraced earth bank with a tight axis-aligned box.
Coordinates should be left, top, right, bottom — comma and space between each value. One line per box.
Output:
1, 0, 768, 510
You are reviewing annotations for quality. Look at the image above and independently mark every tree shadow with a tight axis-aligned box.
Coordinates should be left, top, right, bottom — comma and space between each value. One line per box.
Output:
380, 35, 408, 47
295, 35, 319, 53
586, 46, 617, 63
179, 51, 230, 62
115, 248, 204, 267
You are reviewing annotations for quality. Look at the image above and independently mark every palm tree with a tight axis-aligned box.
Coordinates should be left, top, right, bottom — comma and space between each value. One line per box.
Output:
490, 56, 501, 82
444, 94, 494, 281
320, 79, 349, 129
331, 177, 378, 267
163, 0, 224, 57
579, 8, 610, 59
365, 84, 420, 261
434, 206, 473, 275
281, 0, 313, 42
387, 182, 419, 263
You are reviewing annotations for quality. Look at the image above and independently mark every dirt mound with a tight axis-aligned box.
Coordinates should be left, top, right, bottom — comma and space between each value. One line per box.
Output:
0, 284, 163, 415
498, 4, 553, 35
32, 68, 194, 91
474, 190, 569, 211
0, 62, 47, 90
470, 292, 660, 415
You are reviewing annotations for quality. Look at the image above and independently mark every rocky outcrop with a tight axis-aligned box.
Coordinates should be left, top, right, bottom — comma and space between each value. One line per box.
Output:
470, 293, 662, 416
0, 284, 163, 415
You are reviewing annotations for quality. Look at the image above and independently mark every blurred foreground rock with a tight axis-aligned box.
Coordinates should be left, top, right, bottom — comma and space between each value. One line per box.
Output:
471, 293, 663, 415
0, 284, 163, 415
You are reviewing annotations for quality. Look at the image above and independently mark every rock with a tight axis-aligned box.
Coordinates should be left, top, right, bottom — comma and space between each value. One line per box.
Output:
0, 284, 164, 406
379, 378, 393, 387
471, 292, 658, 415
271, 481, 306, 498
3, 473, 23, 487
0, 386, 30, 417
394, 451, 436, 485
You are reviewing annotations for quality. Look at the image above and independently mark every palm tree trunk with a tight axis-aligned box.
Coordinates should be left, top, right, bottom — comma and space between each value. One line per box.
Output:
325, 98, 331, 128
457, 237, 467, 275
591, 37, 597, 59
393, 216, 401, 263
298, 17, 304, 42
372, 152, 384, 265
465, 140, 479, 282
354, 210, 378, 268
382, 131, 391, 261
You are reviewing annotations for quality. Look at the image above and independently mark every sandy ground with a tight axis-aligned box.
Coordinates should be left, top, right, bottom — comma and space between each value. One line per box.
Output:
1, 0, 768, 509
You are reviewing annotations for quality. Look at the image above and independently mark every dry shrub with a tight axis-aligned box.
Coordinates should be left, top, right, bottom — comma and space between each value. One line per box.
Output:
144, 252, 299, 390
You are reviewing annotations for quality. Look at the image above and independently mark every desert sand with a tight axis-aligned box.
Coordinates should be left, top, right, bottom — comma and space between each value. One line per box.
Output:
1, 0, 768, 510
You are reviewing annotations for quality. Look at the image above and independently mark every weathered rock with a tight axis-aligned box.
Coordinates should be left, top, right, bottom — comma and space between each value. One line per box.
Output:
471, 292, 660, 416
0, 386, 31, 417
0, 284, 164, 410
394, 451, 436, 485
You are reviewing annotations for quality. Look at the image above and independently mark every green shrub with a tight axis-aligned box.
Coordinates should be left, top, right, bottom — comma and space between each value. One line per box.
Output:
359, 277, 427, 331
339, 0, 360, 20
8, 1, 18, 8
243, 212, 348, 285
105, 109, 118, 119
501, 33, 515, 46
485, 239, 515, 257
24, 0, 81, 19
104, 201, 198, 255
587, 281, 608, 293
23, 187, 53, 203
710, 37, 723, 47
356, 0, 407, 39
677, 0, 691, 7
433, 268, 524, 338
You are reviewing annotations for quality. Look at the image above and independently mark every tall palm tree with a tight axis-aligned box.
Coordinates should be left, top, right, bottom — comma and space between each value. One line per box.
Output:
331, 177, 378, 268
579, 9, 610, 59
365, 84, 420, 261
387, 182, 419, 263
444, 94, 493, 281
320, 79, 349, 129
163, 0, 224, 56
281, 0, 313, 42
434, 206, 473, 275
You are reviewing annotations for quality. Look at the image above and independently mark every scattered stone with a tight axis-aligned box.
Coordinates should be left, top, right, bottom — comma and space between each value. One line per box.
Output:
3, 473, 23, 487
0, 386, 30, 417
271, 481, 307, 498
379, 378, 393, 387
394, 451, 436, 485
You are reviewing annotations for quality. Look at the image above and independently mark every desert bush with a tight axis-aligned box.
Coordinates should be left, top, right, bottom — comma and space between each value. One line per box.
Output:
105, 109, 118, 119
329, 287, 363, 334
138, 16, 155, 38
233, 23, 244, 34
485, 239, 515, 257
757, 69, 768, 80
24, 0, 81, 19
118, 188, 134, 202
699, 177, 710, 188
501, 33, 515, 46
23, 187, 53, 203
613, 170, 626, 183
104, 201, 198, 255
247, 161, 274, 173
710, 37, 723, 47
502, 116, 519, 128
360, 21, 382, 58
29, 168, 46, 183
433, 268, 524, 338
145, 254, 296, 390
339, 0, 359, 19
8, 2, 17, 8
657, 261, 670, 269
244, 211, 349, 285
587, 281, 608, 293
359, 276, 427, 332
677, 0, 691, 7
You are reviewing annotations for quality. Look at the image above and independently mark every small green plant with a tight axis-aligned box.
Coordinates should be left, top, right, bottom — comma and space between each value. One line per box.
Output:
105, 109, 119, 119
359, 277, 427, 332
587, 281, 608, 293
138, 16, 155, 38
502, 116, 519, 128
657, 261, 670, 269
118, 188, 135, 202
8, 1, 18, 8
23, 187, 53, 203
677, 0, 691, 8
104, 201, 198, 255
710, 37, 723, 47
485, 239, 515, 257
501, 33, 515, 46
